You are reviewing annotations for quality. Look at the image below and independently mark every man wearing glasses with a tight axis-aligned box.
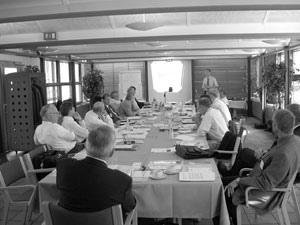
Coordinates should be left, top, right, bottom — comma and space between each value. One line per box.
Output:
34, 104, 78, 153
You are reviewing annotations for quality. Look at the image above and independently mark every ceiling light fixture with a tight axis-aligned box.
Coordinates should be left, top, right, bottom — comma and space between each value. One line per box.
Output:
125, 14, 162, 31
37, 47, 59, 53
242, 49, 258, 53
156, 51, 171, 55
262, 39, 290, 44
146, 42, 167, 47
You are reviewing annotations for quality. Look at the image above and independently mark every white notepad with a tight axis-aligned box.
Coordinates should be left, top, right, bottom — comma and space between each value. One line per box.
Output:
179, 171, 215, 182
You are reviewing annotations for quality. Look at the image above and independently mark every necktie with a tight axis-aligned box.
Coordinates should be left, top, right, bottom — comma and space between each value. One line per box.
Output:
206, 77, 209, 86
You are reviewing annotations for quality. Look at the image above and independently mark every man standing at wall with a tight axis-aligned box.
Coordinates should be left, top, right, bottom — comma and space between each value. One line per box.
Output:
202, 69, 218, 94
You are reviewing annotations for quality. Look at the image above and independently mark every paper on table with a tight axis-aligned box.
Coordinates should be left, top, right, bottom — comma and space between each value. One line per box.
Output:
131, 134, 147, 139
148, 160, 182, 170
151, 147, 176, 153
175, 135, 195, 141
115, 144, 133, 149
153, 123, 164, 127
146, 116, 158, 121
179, 171, 215, 182
188, 167, 212, 173
182, 119, 195, 124
177, 129, 193, 134
181, 124, 196, 129
133, 128, 150, 133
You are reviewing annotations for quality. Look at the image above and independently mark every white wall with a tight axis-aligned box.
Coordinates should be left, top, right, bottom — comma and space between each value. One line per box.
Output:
0, 54, 40, 68
148, 60, 192, 104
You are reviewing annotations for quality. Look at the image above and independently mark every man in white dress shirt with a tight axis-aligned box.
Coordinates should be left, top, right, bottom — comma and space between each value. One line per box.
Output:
197, 98, 229, 143
34, 104, 78, 153
202, 69, 218, 94
60, 101, 89, 143
208, 89, 232, 125
84, 101, 114, 131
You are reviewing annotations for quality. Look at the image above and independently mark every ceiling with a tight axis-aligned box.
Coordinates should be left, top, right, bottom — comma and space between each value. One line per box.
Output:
1, 0, 300, 63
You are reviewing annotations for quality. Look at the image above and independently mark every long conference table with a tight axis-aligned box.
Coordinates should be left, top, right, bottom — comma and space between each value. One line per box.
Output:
38, 110, 230, 225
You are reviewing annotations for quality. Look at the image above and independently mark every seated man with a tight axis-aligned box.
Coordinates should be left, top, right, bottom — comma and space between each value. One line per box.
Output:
197, 98, 228, 144
118, 94, 140, 117
56, 125, 136, 215
60, 101, 89, 143
128, 86, 144, 109
110, 90, 121, 112
224, 109, 300, 225
208, 89, 231, 125
34, 104, 83, 153
102, 93, 121, 125
219, 103, 300, 177
84, 101, 114, 131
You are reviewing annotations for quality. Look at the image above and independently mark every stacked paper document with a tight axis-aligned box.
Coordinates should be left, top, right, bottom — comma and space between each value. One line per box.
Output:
148, 160, 182, 170
151, 147, 176, 153
179, 167, 215, 181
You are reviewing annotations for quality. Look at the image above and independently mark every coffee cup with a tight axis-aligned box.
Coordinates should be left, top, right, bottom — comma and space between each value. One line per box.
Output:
153, 170, 163, 178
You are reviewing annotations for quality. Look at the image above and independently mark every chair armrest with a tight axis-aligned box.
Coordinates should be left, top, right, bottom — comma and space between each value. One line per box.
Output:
124, 206, 137, 225
244, 185, 291, 208
0, 185, 37, 204
239, 168, 253, 176
0, 184, 35, 191
215, 150, 238, 154
244, 187, 258, 207
27, 168, 55, 174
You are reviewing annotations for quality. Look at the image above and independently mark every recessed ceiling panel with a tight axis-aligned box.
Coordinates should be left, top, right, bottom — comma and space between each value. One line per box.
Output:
268, 10, 300, 23
191, 11, 266, 24
0, 16, 111, 35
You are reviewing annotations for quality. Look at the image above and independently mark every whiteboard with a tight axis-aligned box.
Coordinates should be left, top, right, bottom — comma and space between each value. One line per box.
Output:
119, 70, 143, 100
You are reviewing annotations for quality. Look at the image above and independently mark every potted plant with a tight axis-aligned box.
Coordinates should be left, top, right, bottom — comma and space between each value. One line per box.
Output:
82, 69, 104, 104
262, 61, 291, 109
24, 65, 40, 72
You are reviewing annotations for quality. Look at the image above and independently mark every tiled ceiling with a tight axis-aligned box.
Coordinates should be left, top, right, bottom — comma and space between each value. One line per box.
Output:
0, 0, 300, 62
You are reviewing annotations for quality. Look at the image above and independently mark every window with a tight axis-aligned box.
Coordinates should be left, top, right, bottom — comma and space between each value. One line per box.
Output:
45, 61, 87, 104
4, 67, 17, 75
61, 85, 72, 101
45, 60, 59, 103
45, 61, 57, 83
75, 63, 80, 82
60, 62, 70, 83
47, 86, 59, 103
74, 63, 84, 103
291, 50, 300, 104
151, 61, 183, 93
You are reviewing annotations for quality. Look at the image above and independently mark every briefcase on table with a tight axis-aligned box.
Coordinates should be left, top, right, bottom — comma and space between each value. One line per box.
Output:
175, 145, 214, 159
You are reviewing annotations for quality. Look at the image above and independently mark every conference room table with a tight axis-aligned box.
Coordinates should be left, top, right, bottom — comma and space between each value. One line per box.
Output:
38, 112, 230, 225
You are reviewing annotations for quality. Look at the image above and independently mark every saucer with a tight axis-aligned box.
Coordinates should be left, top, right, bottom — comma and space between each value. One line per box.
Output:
149, 174, 167, 180
164, 169, 180, 175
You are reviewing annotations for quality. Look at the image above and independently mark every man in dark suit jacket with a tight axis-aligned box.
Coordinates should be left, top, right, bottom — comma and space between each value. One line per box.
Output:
218, 103, 300, 177
56, 125, 136, 214
102, 93, 121, 125
224, 109, 300, 225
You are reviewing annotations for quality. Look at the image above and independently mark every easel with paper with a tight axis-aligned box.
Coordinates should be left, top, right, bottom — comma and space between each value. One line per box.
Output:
119, 70, 143, 100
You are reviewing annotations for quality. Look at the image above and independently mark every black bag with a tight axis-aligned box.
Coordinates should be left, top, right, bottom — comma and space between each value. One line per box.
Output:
175, 145, 214, 159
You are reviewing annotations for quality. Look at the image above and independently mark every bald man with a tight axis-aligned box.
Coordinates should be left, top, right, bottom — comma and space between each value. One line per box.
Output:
84, 101, 114, 131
